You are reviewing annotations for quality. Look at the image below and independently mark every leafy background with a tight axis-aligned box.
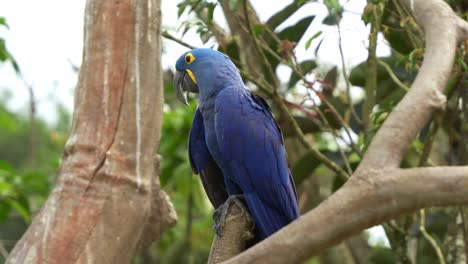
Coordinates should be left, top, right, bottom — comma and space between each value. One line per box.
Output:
0, 0, 467, 263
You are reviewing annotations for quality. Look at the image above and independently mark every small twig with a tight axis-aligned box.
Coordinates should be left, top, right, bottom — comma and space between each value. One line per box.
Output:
305, 84, 363, 157
363, 4, 384, 131
273, 92, 350, 178
337, 23, 361, 125
238, 68, 274, 96
162, 31, 197, 49
378, 60, 410, 91
0, 240, 8, 260
414, 115, 444, 259
308, 95, 353, 175
391, 0, 423, 48
418, 118, 440, 166
242, 0, 278, 88
419, 209, 446, 264
282, 99, 318, 120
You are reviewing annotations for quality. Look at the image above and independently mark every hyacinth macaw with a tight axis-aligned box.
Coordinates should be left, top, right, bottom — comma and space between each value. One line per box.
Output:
174, 48, 299, 240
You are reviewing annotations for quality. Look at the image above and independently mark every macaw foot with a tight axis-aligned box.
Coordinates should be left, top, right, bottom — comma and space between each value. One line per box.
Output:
213, 195, 253, 237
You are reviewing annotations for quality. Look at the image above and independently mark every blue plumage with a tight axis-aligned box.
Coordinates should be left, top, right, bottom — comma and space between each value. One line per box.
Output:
175, 48, 299, 240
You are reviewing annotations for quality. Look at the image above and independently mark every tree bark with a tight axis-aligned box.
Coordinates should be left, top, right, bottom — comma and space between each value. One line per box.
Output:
217, 0, 468, 263
208, 200, 255, 264
6, 0, 176, 263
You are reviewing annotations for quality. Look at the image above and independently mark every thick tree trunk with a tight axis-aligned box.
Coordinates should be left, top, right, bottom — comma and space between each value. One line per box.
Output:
6, 0, 176, 263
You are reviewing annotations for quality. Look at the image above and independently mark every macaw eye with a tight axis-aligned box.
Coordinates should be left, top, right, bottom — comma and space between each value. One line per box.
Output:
185, 53, 195, 64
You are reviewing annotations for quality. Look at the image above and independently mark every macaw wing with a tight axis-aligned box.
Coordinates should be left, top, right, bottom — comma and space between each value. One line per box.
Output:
214, 87, 299, 239
189, 108, 228, 209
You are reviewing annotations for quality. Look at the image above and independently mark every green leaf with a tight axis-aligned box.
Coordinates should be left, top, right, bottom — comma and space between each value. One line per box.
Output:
266, 1, 308, 30
265, 16, 316, 71
0, 39, 8, 62
206, 3, 216, 24
305, 31, 322, 50
0, 160, 15, 174
6, 199, 30, 223
0, 17, 8, 29
288, 60, 317, 88
19, 171, 49, 196
218, 39, 240, 64
0, 181, 14, 196
323, 0, 341, 13
349, 55, 414, 105
362, 3, 374, 25
322, 14, 339, 25
314, 37, 324, 56
0, 201, 12, 222
292, 151, 321, 186
331, 172, 346, 191
323, 66, 337, 94
0, 109, 18, 132
282, 116, 321, 138
253, 24, 265, 36
177, 1, 189, 18
277, 15, 315, 43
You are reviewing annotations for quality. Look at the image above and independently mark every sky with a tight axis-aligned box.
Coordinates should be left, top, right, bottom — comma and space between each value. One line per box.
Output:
0, 0, 390, 247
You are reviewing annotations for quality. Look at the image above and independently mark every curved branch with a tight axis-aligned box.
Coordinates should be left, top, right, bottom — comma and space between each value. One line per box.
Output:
224, 166, 468, 263
358, 0, 467, 170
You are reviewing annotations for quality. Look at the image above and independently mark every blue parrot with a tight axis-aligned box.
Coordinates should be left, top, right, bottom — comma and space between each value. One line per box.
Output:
174, 48, 299, 240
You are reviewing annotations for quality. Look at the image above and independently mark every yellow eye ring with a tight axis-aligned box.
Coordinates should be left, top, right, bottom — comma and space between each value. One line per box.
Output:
185, 53, 195, 64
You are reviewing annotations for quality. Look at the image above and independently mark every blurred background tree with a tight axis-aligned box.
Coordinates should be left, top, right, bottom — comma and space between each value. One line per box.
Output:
0, 0, 467, 263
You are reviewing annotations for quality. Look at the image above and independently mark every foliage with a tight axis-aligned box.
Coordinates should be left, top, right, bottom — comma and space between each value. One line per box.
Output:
153, 85, 214, 263
0, 1, 467, 263
0, 19, 70, 259
0, 17, 19, 73
0, 100, 69, 259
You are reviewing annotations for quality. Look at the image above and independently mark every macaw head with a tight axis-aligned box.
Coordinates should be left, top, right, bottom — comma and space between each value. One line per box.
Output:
174, 48, 241, 105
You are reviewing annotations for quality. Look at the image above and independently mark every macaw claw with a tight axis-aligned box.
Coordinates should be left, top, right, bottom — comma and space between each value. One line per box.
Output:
212, 195, 253, 237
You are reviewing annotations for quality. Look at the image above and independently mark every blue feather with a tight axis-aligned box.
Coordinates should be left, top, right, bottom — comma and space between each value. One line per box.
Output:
176, 48, 300, 240
214, 86, 299, 239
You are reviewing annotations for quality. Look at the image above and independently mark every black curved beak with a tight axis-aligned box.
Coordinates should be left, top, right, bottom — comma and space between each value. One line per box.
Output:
174, 70, 199, 105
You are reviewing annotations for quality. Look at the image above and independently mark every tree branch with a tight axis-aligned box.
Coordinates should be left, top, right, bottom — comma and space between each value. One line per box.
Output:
208, 200, 255, 264
224, 166, 468, 263
358, 0, 466, 170
162, 31, 197, 49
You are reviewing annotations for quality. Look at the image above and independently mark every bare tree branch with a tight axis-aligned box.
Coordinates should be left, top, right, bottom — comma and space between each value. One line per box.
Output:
225, 166, 468, 263
6, 1, 176, 263
358, 0, 467, 170
208, 200, 255, 264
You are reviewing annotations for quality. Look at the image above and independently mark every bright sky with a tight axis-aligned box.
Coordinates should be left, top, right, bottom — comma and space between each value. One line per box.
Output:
0, 0, 390, 247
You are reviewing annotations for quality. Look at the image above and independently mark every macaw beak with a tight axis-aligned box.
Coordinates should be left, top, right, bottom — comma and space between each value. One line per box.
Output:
174, 70, 199, 105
